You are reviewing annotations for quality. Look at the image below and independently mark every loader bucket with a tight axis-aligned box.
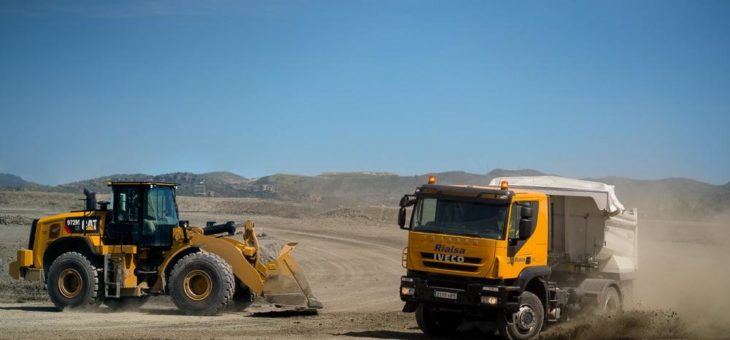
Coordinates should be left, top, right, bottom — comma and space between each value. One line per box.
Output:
262, 243, 323, 311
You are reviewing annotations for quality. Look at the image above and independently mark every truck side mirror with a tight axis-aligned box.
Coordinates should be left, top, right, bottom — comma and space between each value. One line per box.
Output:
399, 195, 415, 208
519, 219, 533, 240
520, 206, 533, 219
398, 207, 408, 229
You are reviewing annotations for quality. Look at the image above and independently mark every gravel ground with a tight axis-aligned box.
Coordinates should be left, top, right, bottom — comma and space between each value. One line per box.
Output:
0, 197, 728, 339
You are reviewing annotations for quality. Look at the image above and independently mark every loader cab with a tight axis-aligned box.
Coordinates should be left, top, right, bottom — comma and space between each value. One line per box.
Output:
105, 182, 179, 248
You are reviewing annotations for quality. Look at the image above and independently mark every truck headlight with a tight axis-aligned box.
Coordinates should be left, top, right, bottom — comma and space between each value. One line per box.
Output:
480, 296, 498, 305
401, 287, 415, 296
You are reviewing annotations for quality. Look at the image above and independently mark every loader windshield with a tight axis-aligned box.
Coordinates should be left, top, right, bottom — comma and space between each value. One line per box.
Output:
144, 187, 179, 233
410, 197, 508, 239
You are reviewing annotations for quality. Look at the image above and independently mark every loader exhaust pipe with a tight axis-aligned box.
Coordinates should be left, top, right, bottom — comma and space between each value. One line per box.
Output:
83, 189, 96, 211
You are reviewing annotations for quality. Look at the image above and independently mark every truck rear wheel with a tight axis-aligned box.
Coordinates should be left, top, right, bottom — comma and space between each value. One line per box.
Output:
498, 291, 544, 340
415, 303, 462, 336
46, 252, 100, 310
599, 287, 621, 314
169, 252, 235, 315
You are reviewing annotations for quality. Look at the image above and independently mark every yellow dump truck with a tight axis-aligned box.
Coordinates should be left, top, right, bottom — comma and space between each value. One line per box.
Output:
9, 181, 321, 315
398, 176, 638, 339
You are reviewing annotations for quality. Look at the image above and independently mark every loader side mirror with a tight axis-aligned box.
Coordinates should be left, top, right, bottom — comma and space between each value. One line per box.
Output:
399, 195, 415, 208
398, 207, 408, 229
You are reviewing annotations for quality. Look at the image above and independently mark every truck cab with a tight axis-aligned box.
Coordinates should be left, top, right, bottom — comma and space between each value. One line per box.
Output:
398, 176, 638, 339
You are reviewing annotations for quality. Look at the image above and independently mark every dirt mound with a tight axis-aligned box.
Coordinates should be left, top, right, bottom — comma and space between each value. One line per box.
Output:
176, 196, 317, 218
0, 281, 47, 303
540, 311, 687, 340
0, 215, 34, 225
317, 208, 372, 220
256, 233, 285, 264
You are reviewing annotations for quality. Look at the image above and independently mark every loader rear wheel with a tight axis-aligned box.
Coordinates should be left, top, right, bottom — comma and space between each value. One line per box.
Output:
47, 252, 100, 310
169, 252, 235, 315
415, 303, 462, 336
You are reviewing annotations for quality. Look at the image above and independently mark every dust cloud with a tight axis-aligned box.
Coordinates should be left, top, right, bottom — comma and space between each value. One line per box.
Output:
630, 213, 730, 338
541, 212, 730, 339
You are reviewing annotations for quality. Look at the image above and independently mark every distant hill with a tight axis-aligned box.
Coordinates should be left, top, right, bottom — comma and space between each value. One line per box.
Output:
1, 169, 728, 220
0, 173, 49, 191
250, 169, 547, 205
591, 176, 730, 220
55, 172, 257, 197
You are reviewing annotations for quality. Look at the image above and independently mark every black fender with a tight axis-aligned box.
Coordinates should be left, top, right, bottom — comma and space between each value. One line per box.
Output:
512, 266, 551, 314
42, 237, 99, 280
514, 266, 551, 291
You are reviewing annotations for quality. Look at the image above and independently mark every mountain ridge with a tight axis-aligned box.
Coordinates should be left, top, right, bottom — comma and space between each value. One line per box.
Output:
2, 169, 729, 220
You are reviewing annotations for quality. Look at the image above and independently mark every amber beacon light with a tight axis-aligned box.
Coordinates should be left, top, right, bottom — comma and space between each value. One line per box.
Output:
427, 175, 437, 184
500, 180, 509, 190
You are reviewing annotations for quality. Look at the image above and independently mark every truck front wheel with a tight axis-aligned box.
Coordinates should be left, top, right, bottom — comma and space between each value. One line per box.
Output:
498, 291, 544, 340
415, 303, 462, 336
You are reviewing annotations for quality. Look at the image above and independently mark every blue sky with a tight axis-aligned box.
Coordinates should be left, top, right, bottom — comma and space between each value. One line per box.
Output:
1, 0, 728, 185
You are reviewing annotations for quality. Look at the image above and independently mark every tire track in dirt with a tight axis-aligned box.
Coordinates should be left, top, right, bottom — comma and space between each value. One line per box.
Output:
262, 226, 406, 313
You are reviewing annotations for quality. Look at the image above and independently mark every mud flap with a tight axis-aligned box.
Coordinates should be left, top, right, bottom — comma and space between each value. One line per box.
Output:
262, 243, 323, 311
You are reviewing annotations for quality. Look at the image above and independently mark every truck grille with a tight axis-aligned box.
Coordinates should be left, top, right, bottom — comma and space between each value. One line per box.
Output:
422, 261, 479, 272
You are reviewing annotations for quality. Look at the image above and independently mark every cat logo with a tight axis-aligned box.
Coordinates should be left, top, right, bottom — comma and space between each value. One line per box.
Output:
65, 217, 100, 233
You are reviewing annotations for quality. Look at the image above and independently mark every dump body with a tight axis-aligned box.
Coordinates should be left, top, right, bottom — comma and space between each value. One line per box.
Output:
399, 176, 637, 338
489, 176, 638, 280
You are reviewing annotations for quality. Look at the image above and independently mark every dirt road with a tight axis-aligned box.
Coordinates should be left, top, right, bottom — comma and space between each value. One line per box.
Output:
1, 206, 729, 339
0, 214, 425, 339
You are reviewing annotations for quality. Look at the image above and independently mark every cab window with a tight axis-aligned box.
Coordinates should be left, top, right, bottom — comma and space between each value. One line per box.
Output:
113, 187, 142, 223
143, 187, 179, 235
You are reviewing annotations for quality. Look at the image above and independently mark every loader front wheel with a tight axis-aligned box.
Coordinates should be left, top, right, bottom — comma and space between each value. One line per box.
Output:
169, 252, 235, 315
47, 252, 100, 310
228, 282, 254, 311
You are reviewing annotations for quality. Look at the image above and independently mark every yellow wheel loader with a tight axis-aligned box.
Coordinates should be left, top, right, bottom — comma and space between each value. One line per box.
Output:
8, 181, 322, 315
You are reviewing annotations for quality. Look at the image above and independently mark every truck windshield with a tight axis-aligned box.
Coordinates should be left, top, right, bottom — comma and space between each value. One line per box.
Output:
410, 197, 509, 239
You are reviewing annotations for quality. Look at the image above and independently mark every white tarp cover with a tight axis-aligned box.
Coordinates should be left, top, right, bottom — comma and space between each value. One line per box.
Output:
488, 176, 625, 214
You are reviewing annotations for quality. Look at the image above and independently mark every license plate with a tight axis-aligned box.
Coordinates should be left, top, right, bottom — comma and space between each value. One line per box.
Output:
434, 290, 458, 300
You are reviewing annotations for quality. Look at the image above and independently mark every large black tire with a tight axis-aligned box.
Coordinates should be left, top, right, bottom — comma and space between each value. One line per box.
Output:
415, 303, 463, 336
104, 296, 150, 311
46, 252, 101, 310
169, 252, 235, 315
599, 287, 621, 314
498, 291, 544, 340
227, 282, 254, 311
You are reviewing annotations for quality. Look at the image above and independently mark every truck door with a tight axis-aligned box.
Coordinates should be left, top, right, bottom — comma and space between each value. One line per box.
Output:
504, 201, 538, 275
